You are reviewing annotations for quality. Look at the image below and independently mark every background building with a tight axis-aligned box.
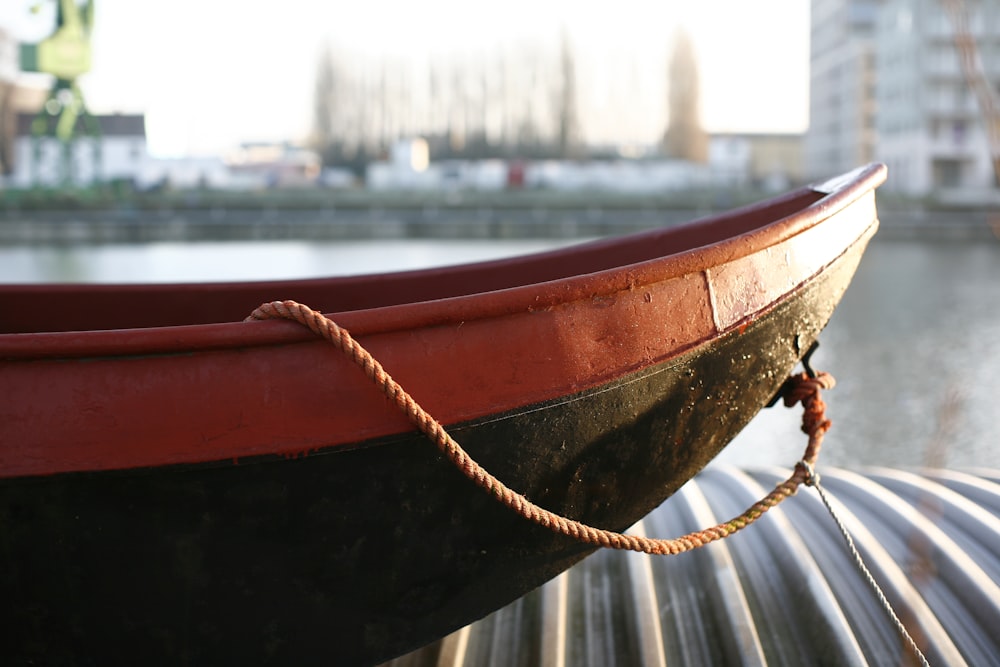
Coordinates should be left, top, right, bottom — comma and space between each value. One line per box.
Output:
11, 112, 147, 187
805, 0, 881, 181
0, 29, 47, 178
809, 0, 1000, 198
710, 133, 805, 191
876, 0, 1000, 197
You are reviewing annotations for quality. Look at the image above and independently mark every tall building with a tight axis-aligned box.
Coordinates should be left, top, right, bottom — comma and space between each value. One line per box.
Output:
876, 0, 1000, 195
805, 0, 881, 181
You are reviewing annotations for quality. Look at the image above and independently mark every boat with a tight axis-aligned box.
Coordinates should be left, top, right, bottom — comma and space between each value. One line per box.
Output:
0, 163, 886, 665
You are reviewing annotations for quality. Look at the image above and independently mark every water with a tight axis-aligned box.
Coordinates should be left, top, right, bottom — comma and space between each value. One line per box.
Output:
719, 239, 1000, 471
2, 237, 998, 471
0, 239, 573, 284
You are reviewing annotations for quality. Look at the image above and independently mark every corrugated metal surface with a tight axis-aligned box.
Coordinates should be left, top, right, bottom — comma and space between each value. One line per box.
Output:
383, 467, 1000, 666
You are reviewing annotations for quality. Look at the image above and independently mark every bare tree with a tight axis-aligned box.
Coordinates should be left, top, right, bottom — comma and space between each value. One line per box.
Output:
940, 0, 1000, 185
311, 45, 338, 158
555, 28, 582, 158
312, 28, 608, 165
662, 27, 708, 163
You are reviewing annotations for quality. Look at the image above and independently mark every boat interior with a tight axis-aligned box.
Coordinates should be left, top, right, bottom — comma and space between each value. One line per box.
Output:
1, 189, 825, 335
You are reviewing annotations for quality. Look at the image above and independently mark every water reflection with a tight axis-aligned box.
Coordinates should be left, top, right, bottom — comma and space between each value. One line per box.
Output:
2, 237, 997, 469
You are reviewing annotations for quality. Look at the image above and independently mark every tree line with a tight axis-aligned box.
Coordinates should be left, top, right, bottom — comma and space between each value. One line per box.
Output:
311, 28, 706, 173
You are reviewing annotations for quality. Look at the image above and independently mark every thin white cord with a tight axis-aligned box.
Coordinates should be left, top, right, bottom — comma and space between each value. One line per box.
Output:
802, 464, 931, 667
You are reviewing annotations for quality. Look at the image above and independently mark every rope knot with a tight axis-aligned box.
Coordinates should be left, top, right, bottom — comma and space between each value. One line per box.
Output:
781, 370, 835, 408
797, 460, 820, 487
781, 370, 835, 462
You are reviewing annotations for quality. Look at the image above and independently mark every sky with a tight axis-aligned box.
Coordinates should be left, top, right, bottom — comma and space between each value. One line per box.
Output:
1, 0, 809, 158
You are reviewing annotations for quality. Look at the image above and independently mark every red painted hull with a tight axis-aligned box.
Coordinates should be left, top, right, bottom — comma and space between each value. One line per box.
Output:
1, 165, 884, 478
0, 165, 886, 664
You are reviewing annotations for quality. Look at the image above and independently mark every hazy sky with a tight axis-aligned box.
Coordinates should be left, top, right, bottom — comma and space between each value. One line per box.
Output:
1, 0, 809, 157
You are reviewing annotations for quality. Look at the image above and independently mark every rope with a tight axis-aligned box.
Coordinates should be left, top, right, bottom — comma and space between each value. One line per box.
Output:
245, 299, 832, 555
249, 299, 931, 664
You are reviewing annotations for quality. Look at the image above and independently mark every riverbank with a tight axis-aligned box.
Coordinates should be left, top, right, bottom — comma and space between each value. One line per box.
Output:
1, 204, 996, 244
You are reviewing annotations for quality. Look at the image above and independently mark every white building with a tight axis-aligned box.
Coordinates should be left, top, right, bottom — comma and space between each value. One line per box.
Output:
224, 142, 322, 188
135, 156, 232, 190
805, 0, 881, 181
708, 133, 806, 191
11, 112, 147, 187
876, 0, 1000, 196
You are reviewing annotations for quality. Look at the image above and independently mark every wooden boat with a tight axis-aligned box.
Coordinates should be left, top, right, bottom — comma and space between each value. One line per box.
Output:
0, 163, 885, 665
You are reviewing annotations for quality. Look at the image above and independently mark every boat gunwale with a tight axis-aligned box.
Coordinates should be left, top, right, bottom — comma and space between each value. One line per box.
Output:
0, 164, 886, 360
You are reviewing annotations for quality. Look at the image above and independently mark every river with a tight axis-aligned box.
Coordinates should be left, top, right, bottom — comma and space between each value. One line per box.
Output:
2, 236, 998, 471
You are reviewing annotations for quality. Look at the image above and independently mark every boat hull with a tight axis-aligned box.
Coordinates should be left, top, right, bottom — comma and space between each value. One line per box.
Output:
0, 230, 871, 665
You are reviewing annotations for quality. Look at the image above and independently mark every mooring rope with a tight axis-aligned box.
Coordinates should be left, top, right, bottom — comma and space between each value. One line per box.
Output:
247, 299, 931, 665
246, 299, 828, 555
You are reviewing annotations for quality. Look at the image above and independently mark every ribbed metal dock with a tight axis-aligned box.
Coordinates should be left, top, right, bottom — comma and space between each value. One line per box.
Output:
384, 467, 1000, 666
